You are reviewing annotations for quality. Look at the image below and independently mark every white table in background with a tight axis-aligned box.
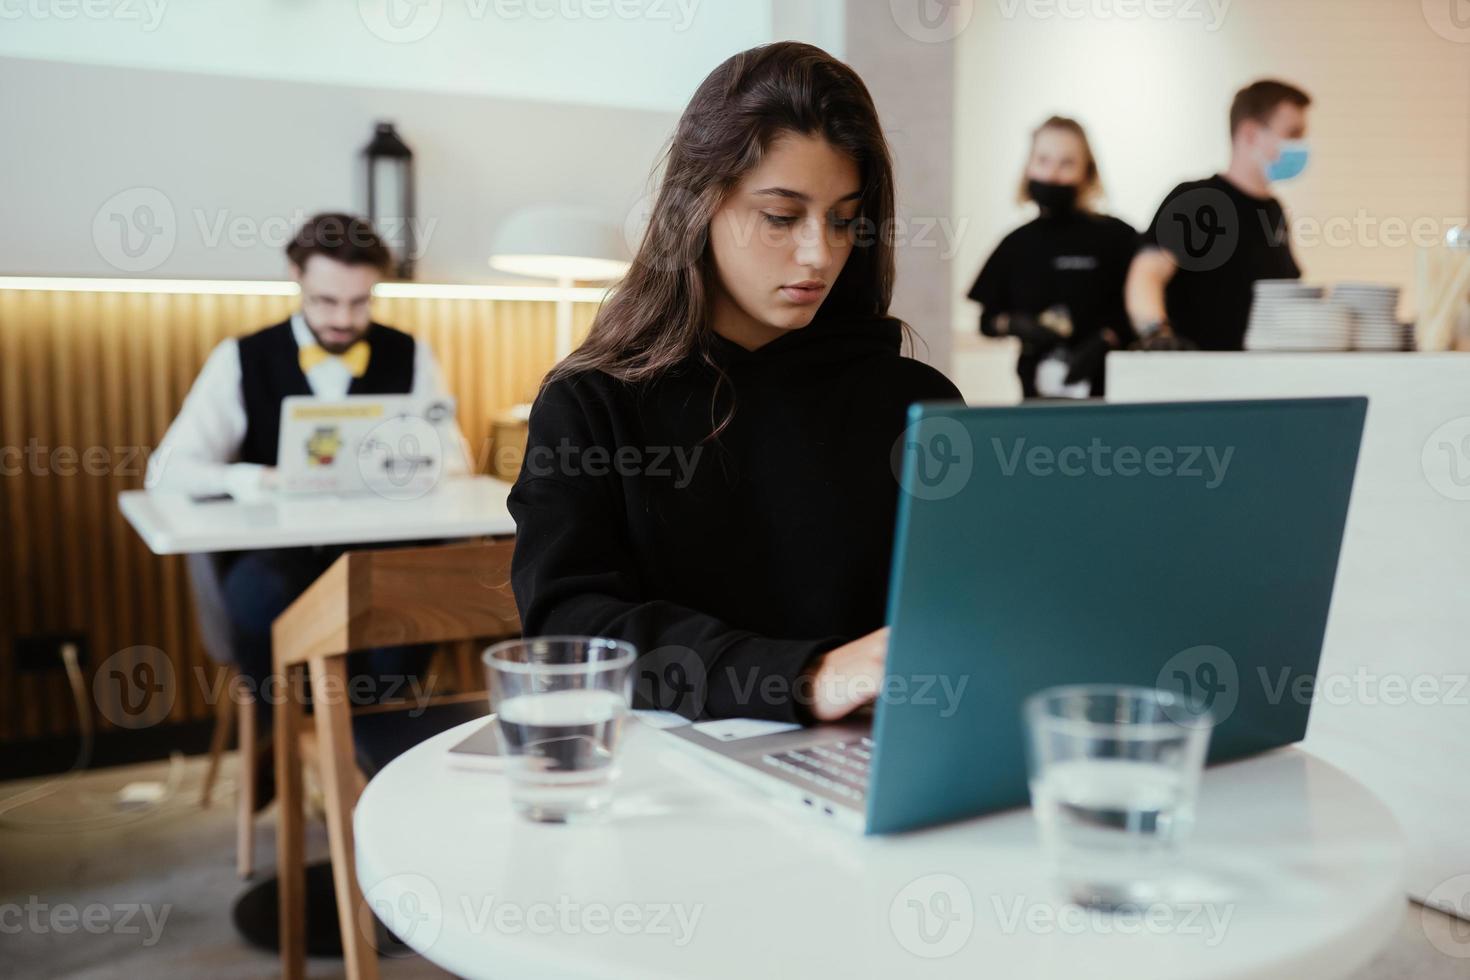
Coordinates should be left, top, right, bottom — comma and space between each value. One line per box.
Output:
117, 474, 519, 963
355, 719, 1405, 980
118, 475, 516, 555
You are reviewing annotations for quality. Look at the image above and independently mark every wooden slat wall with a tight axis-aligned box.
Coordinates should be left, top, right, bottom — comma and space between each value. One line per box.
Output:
0, 288, 598, 744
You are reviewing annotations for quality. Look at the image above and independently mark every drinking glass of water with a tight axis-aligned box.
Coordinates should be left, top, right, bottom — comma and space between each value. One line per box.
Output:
483, 636, 637, 823
1024, 684, 1212, 909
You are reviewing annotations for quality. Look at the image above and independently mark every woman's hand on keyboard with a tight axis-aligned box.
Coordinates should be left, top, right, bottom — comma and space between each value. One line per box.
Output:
805, 627, 889, 722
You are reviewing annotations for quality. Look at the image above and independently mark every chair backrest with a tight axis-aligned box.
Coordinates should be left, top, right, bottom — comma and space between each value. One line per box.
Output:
184, 552, 236, 665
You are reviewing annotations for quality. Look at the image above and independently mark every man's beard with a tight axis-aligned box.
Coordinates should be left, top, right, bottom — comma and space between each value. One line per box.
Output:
305, 316, 363, 355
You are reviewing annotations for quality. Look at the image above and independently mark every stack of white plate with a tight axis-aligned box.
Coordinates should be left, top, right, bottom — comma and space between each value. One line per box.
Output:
1332, 283, 1403, 351
1255, 279, 1325, 301
1245, 281, 1350, 351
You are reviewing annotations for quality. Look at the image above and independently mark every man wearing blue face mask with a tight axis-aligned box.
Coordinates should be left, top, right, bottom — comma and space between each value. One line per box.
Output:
1126, 79, 1312, 351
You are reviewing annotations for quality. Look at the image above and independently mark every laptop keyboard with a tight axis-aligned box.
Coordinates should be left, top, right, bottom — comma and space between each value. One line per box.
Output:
761, 737, 872, 802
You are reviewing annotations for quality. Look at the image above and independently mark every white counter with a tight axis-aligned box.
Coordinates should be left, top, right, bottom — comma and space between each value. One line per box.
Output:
1108, 351, 1470, 919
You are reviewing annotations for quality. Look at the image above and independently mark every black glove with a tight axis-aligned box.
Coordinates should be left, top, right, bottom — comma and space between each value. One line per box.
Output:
1005, 313, 1066, 357
1064, 333, 1112, 386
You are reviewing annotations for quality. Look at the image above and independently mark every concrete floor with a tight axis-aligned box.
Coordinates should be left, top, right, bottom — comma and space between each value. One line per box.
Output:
0, 754, 1463, 979
0, 754, 449, 979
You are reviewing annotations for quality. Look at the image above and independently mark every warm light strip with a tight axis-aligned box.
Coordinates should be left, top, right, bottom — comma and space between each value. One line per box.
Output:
0, 276, 609, 303
374, 281, 609, 303
0, 277, 300, 296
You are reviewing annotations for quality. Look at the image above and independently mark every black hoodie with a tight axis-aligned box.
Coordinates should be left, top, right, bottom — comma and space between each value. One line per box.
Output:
506, 315, 963, 723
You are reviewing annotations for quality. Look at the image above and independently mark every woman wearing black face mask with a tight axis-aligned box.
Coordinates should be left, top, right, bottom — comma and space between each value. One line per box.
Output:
968, 116, 1139, 398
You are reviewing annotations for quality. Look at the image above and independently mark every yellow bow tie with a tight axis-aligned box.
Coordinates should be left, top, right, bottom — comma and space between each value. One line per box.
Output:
299, 340, 371, 379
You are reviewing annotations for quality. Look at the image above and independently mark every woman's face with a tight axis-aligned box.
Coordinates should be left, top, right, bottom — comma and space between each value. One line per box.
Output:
707, 133, 862, 349
1025, 127, 1088, 187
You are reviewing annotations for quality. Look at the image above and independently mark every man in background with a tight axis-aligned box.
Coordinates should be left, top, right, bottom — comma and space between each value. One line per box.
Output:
147, 213, 467, 798
1126, 79, 1311, 350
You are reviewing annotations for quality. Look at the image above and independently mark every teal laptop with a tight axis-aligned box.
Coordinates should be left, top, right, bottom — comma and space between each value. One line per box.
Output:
663, 398, 1366, 835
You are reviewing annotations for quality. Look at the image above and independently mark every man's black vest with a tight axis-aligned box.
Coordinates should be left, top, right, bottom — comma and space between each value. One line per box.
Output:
237, 319, 417, 466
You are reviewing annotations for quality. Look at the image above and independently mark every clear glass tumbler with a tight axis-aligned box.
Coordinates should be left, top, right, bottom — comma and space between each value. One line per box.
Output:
483, 636, 637, 823
1024, 684, 1213, 908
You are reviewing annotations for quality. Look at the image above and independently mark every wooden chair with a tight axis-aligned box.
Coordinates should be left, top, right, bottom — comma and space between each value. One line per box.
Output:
271, 538, 520, 980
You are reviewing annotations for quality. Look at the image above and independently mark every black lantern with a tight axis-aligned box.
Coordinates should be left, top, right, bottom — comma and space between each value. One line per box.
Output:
362, 121, 416, 280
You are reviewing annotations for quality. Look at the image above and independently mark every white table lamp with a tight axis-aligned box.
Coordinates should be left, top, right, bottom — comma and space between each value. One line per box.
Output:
490, 206, 630, 358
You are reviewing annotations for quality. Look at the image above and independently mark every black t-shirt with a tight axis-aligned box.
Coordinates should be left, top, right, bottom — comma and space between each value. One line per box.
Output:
967, 210, 1138, 394
968, 210, 1138, 341
1143, 174, 1301, 351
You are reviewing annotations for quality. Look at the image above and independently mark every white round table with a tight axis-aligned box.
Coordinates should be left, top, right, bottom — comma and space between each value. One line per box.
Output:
355, 718, 1405, 980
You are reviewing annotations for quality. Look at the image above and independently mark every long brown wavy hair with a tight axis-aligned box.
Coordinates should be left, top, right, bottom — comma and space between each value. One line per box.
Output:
549, 42, 898, 401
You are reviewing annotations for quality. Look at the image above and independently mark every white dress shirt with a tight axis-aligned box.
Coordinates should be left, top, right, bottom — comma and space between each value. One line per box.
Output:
146, 314, 469, 498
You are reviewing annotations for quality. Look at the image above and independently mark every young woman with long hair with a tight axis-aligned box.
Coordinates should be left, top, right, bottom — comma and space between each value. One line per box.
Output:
508, 42, 961, 724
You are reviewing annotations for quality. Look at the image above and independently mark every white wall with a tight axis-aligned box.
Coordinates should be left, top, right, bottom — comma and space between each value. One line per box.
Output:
846, 0, 955, 376
0, 2, 788, 281
0, 55, 681, 281
951, 0, 1470, 393
773, 0, 845, 57
0, 1, 851, 283
0, 0, 960, 379
0, 0, 767, 112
